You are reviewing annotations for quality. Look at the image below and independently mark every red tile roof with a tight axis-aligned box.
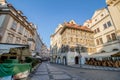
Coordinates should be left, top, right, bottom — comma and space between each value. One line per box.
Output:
60, 22, 93, 34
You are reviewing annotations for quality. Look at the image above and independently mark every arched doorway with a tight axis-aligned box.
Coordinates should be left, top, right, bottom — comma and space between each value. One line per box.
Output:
63, 56, 67, 65
58, 57, 61, 64
75, 56, 79, 64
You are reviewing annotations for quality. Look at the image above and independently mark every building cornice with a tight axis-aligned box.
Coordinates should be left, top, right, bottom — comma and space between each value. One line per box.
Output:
60, 26, 93, 35
0, 4, 35, 35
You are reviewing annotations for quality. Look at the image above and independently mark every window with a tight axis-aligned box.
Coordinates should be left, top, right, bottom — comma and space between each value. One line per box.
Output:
97, 28, 100, 33
96, 39, 99, 45
95, 19, 97, 21
6, 34, 14, 43
107, 21, 112, 27
101, 14, 104, 17
103, 21, 112, 30
0, 15, 5, 27
18, 26, 24, 34
94, 29, 97, 34
106, 35, 112, 42
22, 40, 27, 44
103, 23, 107, 29
11, 21, 17, 30
111, 33, 117, 40
99, 38, 103, 44
24, 29, 28, 37
15, 37, 21, 44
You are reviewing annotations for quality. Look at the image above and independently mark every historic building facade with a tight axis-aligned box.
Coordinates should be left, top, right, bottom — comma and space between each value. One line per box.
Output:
84, 8, 120, 55
0, 1, 43, 56
50, 24, 63, 63
50, 20, 95, 65
106, 0, 120, 41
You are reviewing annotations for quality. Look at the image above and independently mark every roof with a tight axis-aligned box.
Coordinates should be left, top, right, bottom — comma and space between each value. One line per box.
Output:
60, 22, 93, 34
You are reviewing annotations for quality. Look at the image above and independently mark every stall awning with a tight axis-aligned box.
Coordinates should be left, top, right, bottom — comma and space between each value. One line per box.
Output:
111, 52, 120, 57
88, 51, 119, 58
0, 43, 28, 55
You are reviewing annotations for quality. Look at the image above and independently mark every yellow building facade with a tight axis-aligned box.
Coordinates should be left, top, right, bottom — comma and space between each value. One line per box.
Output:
60, 20, 95, 54
50, 20, 95, 65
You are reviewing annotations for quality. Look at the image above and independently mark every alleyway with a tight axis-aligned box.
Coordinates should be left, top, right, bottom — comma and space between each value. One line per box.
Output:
28, 62, 120, 80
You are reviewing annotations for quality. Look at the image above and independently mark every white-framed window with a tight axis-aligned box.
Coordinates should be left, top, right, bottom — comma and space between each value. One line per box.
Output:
107, 21, 112, 27
24, 29, 27, 37
22, 40, 27, 44
15, 37, 21, 44
103, 21, 112, 30
111, 33, 117, 41
106, 33, 117, 42
103, 23, 107, 29
11, 21, 17, 30
0, 15, 5, 27
18, 25, 24, 34
6, 33, 14, 43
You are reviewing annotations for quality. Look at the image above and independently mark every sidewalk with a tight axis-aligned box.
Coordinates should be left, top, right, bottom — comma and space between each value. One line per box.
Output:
68, 64, 120, 71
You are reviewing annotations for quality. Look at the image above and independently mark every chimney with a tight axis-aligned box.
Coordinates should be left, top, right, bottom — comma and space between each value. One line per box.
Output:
0, 0, 6, 5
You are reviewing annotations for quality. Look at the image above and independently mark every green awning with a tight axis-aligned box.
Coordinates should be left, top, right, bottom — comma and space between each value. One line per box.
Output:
0, 63, 31, 77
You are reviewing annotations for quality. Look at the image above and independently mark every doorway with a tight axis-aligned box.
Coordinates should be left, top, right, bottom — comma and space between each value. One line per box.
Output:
75, 56, 79, 64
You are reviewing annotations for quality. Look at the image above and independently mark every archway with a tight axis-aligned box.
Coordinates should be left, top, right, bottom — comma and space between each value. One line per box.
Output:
63, 56, 67, 65
58, 57, 61, 64
75, 56, 79, 64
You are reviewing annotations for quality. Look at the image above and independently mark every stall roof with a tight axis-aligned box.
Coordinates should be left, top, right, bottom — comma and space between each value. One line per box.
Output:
0, 43, 29, 55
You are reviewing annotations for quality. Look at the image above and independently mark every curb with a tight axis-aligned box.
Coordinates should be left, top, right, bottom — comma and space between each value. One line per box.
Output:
51, 63, 120, 72
67, 65, 120, 71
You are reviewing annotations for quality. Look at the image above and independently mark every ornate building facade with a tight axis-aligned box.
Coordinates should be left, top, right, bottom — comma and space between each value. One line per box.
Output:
0, 1, 43, 57
50, 20, 95, 65
84, 8, 120, 54
106, 0, 120, 40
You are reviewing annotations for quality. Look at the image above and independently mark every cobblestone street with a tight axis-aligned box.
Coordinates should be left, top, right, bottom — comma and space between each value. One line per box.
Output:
28, 62, 79, 80
28, 62, 120, 80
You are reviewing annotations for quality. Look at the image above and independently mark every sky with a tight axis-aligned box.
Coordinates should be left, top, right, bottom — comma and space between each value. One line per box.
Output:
7, 0, 106, 48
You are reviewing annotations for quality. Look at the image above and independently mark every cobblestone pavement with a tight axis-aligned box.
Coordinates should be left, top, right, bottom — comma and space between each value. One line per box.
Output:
28, 62, 80, 80
28, 62, 120, 80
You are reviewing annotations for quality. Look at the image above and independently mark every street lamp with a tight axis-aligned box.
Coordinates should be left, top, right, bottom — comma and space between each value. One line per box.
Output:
76, 44, 82, 67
